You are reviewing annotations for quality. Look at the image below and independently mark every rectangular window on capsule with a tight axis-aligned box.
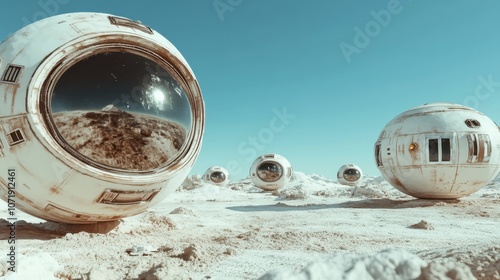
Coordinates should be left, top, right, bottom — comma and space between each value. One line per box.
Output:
428, 139, 439, 162
375, 144, 383, 167
441, 138, 451, 161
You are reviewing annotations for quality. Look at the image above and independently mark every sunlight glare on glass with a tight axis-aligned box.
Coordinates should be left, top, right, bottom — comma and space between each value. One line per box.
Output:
152, 88, 165, 108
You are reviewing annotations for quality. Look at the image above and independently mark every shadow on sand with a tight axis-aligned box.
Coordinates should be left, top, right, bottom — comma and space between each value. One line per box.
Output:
0, 219, 121, 240
226, 198, 461, 212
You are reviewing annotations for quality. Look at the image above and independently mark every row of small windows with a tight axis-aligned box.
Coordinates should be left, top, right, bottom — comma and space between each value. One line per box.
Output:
428, 138, 450, 162
375, 133, 492, 166
1, 59, 23, 153
428, 134, 491, 163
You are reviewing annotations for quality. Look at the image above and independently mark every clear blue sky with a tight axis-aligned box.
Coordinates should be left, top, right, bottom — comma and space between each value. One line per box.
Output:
2, 0, 500, 179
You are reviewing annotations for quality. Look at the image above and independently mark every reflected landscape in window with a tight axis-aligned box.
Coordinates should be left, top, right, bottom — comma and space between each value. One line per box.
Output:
210, 171, 226, 184
343, 168, 361, 182
50, 52, 192, 171
257, 162, 283, 182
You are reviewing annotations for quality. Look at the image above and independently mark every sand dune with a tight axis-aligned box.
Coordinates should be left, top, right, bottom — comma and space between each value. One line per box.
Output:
0, 172, 498, 279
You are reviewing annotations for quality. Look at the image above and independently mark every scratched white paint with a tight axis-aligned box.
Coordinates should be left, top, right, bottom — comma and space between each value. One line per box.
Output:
203, 166, 230, 186
337, 163, 363, 186
250, 153, 293, 191
376, 102, 500, 199
0, 13, 205, 223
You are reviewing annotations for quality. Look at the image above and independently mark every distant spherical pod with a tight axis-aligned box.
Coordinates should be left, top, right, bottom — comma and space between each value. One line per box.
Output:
250, 154, 293, 190
0, 13, 205, 223
203, 166, 229, 186
337, 164, 363, 186
375, 102, 500, 199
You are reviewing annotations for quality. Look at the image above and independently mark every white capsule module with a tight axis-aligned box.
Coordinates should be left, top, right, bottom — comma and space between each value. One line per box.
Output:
375, 102, 500, 199
250, 154, 293, 190
337, 164, 363, 186
203, 166, 229, 186
0, 13, 205, 223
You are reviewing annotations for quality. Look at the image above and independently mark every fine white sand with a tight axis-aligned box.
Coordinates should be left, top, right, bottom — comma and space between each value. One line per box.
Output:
1, 172, 499, 279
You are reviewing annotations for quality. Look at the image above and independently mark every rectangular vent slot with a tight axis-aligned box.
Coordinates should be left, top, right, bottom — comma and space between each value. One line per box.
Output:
2, 65, 23, 83
108, 16, 153, 35
98, 189, 160, 205
45, 203, 91, 220
7, 129, 25, 146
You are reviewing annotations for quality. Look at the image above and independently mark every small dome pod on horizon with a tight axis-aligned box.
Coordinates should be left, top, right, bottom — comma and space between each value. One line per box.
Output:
203, 166, 229, 186
250, 154, 293, 191
375, 102, 500, 199
337, 164, 363, 186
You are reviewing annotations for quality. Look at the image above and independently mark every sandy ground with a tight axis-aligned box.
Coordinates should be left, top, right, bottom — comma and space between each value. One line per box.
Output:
0, 172, 498, 279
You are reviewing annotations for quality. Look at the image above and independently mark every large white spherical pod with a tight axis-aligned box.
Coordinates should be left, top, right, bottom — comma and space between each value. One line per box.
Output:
337, 164, 363, 186
250, 154, 293, 191
203, 166, 229, 186
0, 13, 204, 223
375, 102, 500, 199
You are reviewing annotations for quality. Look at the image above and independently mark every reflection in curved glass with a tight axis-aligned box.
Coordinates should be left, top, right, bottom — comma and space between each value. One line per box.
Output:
50, 51, 192, 171
257, 162, 283, 182
210, 171, 226, 184
343, 169, 361, 182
